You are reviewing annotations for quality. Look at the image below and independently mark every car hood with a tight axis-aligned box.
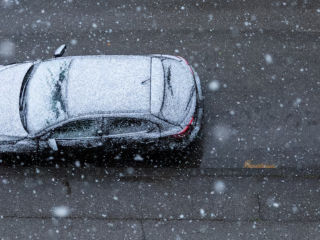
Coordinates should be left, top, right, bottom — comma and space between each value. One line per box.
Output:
0, 63, 33, 137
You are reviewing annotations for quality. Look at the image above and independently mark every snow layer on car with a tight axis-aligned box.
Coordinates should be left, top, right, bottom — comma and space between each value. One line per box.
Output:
150, 57, 164, 117
25, 59, 70, 133
0, 63, 32, 137
161, 59, 195, 125
67, 56, 151, 117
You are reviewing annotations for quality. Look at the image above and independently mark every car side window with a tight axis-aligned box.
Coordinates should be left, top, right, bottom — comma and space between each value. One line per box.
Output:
103, 118, 157, 135
50, 119, 98, 139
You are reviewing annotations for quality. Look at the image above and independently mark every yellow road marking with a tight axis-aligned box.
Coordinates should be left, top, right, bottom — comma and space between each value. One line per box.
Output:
244, 160, 276, 168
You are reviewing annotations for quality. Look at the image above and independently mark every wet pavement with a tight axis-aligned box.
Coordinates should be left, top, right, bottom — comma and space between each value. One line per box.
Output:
0, 166, 320, 239
1, 0, 320, 239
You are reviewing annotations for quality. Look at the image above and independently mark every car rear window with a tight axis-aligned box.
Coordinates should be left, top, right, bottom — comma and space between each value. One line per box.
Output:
161, 59, 195, 125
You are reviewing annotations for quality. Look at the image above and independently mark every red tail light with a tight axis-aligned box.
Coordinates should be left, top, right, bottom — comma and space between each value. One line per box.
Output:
177, 56, 194, 75
172, 117, 194, 139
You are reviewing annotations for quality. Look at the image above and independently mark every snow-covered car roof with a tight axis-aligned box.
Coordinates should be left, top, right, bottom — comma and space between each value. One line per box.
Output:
67, 55, 151, 117
24, 55, 165, 134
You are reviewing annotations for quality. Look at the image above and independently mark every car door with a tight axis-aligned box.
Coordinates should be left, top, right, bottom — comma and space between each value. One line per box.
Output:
101, 117, 160, 152
0, 135, 37, 154
39, 119, 102, 153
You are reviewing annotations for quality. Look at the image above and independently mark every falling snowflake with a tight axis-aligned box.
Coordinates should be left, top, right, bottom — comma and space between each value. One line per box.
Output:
0, 40, 15, 57
265, 54, 273, 64
208, 80, 220, 91
52, 206, 70, 217
214, 180, 226, 194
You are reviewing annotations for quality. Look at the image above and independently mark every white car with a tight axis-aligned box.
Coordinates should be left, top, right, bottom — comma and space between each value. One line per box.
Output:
0, 45, 203, 155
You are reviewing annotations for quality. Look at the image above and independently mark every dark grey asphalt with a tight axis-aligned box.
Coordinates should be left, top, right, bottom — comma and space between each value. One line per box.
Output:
1, 0, 320, 239
0, 167, 319, 239
1, 0, 320, 169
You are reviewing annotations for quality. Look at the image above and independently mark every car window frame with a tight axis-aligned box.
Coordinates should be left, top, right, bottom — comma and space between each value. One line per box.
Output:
33, 117, 103, 140
30, 112, 173, 140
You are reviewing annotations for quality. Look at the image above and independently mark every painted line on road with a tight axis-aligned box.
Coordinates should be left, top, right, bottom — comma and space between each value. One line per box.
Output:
244, 160, 276, 169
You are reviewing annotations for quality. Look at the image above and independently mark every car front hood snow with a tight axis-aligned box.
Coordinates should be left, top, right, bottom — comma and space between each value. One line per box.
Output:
0, 63, 33, 137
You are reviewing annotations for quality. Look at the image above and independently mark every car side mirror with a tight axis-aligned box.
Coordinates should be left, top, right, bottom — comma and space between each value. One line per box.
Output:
48, 138, 58, 151
54, 44, 67, 58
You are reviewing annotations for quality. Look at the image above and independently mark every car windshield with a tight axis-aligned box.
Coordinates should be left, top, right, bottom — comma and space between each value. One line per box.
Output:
20, 58, 71, 134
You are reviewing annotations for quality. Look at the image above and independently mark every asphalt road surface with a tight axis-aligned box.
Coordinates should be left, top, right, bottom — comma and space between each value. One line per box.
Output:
1, 0, 320, 239
1, 0, 320, 169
